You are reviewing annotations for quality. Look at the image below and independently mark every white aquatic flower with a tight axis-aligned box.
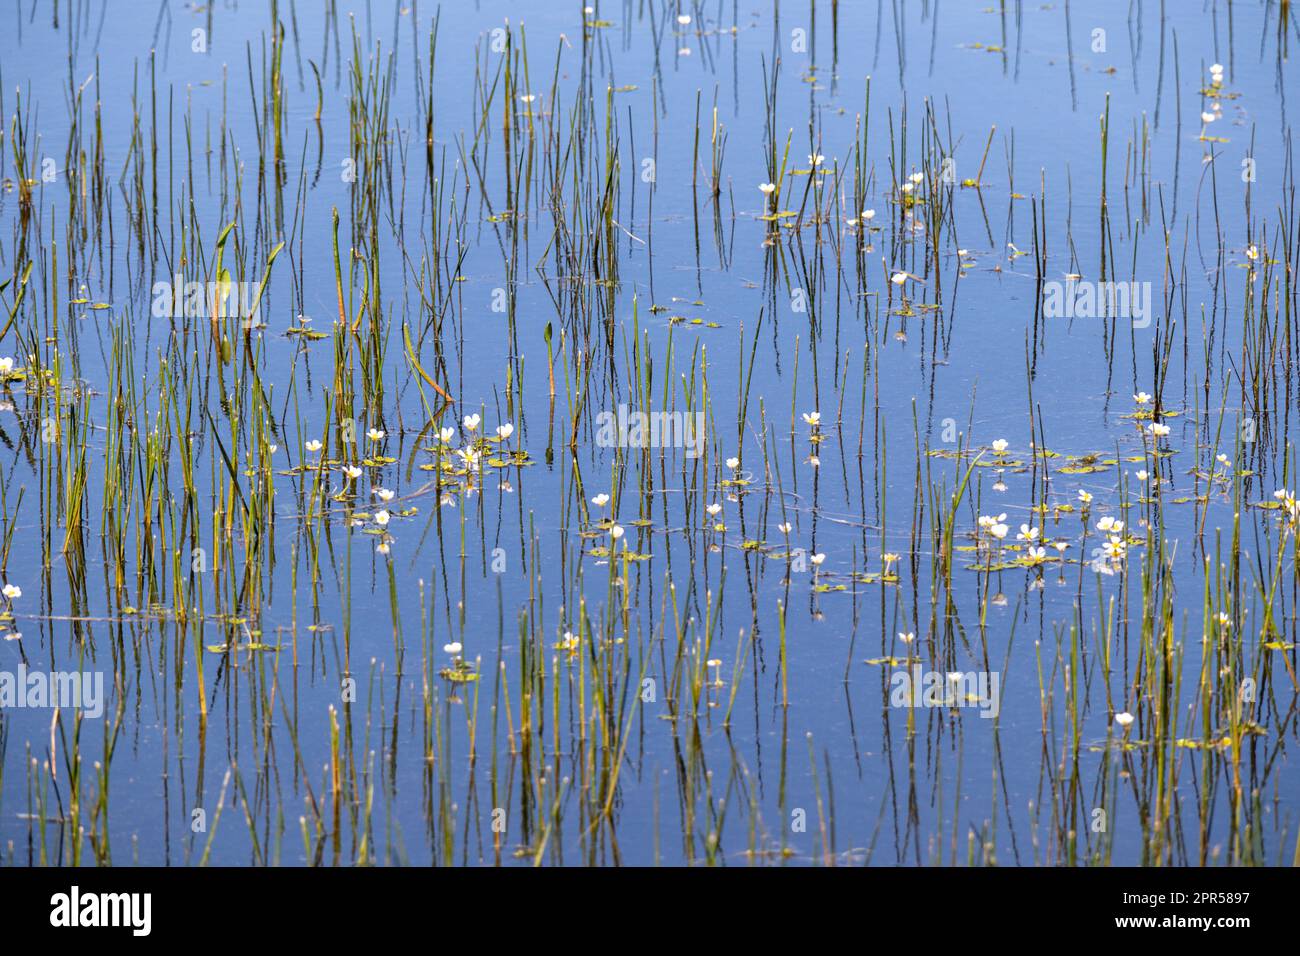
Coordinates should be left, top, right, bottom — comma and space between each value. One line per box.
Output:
1114, 711, 1134, 728
374, 488, 395, 502
439, 427, 455, 443
898, 631, 915, 644
890, 272, 909, 285
900, 181, 914, 194
992, 438, 1009, 453
1096, 516, 1118, 532
1052, 541, 1069, 553
802, 411, 821, 427
376, 541, 390, 556
0, 357, 14, 374
1201, 111, 1216, 124
809, 153, 825, 167
1216, 454, 1230, 466
1210, 62, 1223, 74
726, 457, 740, 469
1245, 244, 1259, 261
1148, 422, 1170, 437
1077, 489, 1093, 504
759, 182, 776, 195
1017, 524, 1039, 543
1134, 391, 1151, 405
519, 93, 535, 103
676, 13, 691, 25
496, 423, 514, 440
591, 493, 610, 507
305, 439, 323, 453
367, 428, 385, 441
374, 510, 391, 527
909, 171, 924, 184
1135, 469, 1149, 482
2, 583, 20, 600
990, 523, 1009, 540
443, 642, 462, 656
1273, 488, 1289, 501
610, 524, 625, 540
463, 414, 481, 431
809, 455, 820, 468
861, 208, 876, 222
810, 553, 826, 566
343, 465, 363, 480
777, 522, 792, 534
1215, 612, 1231, 628
706, 502, 722, 517
456, 446, 481, 469
1027, 546, 1047, 563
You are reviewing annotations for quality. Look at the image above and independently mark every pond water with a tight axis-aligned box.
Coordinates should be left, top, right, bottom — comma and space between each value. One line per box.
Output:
0, 0, 1297, 866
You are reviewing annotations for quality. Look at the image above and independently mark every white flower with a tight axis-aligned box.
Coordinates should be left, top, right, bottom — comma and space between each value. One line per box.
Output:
2, 583, 20, 600
909, 171, 924, 184
496, 423, 514, 440
777, 522, 792, 534
1027, 546, 1047, 563
809, 455, 820, 468
808, 153, 824, 167
1096, 516, 1121, 533
861, 208, 876, 221
306, 439, 323, 453
898, 631, 915, 643
1148, 422, 1170, 437
992, 438, 1009, 453
374, 488, 395, 502
610, 525, 625, 540
1052, 541, 1068, 553
463, 414, 481, 431
1135, 470, 1149, 482
706, 502, 722, 516
802, 411, 821, 427
890, 272, 909, 286
376, 542, 390, 555
443, 642, 462, 655
0, 357, 14, 374
1246, 244, 1259, 262
1077, 489, 1093, 504
1216, 454, 1230, 466
990, 523, 1009, 540
456, 446, 481, 469
374, 510, 391, 527
591, 493, 610, 507
810, 553, 826, 565
1215, 612, 1231, 628
439, 427, 455, 443
726, 457, 740, 469
343, 465, 363, 480
1210, 62, 1223, 74
367, 428, 385, 442
1274, 488, 1289, 501
1017, 524, 1039, 543
759, 182, 776, 195
1201, 111, 1216, 124
1134, 392, 1151, 404
1114, 711, 1134, 728
676, 13, 691, 25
